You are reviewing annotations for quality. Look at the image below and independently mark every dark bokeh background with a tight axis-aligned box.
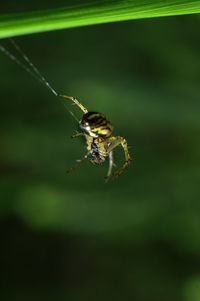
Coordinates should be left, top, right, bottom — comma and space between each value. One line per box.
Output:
1, 2, 200, 300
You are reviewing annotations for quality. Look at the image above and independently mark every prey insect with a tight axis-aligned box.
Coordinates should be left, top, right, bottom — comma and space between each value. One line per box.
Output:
0, 39, 131, 182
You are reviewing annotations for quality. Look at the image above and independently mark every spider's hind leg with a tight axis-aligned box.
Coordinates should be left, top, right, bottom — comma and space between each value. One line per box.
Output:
106, 136, 131, 180
105, 151, 114, 183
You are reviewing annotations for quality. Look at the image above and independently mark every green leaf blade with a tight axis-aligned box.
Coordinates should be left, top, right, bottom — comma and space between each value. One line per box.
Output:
0, 0, 200, 39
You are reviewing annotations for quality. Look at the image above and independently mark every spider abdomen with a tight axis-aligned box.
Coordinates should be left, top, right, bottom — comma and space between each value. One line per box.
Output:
80, 112, 113, 138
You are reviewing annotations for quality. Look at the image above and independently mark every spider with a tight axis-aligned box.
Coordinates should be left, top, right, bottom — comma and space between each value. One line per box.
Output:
59, 94, 131, 182
0, 40, 131, 182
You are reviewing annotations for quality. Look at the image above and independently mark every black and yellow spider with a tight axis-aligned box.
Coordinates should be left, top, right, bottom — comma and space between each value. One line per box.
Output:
59, 94, 131, 182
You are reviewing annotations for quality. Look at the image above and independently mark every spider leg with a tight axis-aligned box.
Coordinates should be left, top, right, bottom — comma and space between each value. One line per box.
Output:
59, 94, 88, 114
106, 136, 131, 179
71, 132, 83, 139
105, 151, 114, 183
67, 150, 91, 174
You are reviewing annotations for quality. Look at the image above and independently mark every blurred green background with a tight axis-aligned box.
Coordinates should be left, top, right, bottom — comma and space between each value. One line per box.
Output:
1, 1, 200, 300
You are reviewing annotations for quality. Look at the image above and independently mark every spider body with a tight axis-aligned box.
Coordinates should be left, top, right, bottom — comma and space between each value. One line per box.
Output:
59, 94, 131, 182
80, 112, 112, 164
80, 112, 113, 138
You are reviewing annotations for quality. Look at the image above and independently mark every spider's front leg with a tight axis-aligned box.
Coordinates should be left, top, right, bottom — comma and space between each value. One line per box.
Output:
71, 132, 83, 139
59, 94, 88, 114
105, 136, 131, 181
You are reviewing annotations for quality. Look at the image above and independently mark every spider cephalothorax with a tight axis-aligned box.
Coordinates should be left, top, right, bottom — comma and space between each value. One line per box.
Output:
59, 94, 131, 182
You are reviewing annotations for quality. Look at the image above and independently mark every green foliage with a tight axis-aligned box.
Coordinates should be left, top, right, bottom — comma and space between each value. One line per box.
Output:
0, 0, 200, 38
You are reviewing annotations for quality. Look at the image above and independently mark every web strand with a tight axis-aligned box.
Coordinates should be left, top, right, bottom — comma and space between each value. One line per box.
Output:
9, 39, 58, 96
0, 44, 44, 85
0, 39, 79, 123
